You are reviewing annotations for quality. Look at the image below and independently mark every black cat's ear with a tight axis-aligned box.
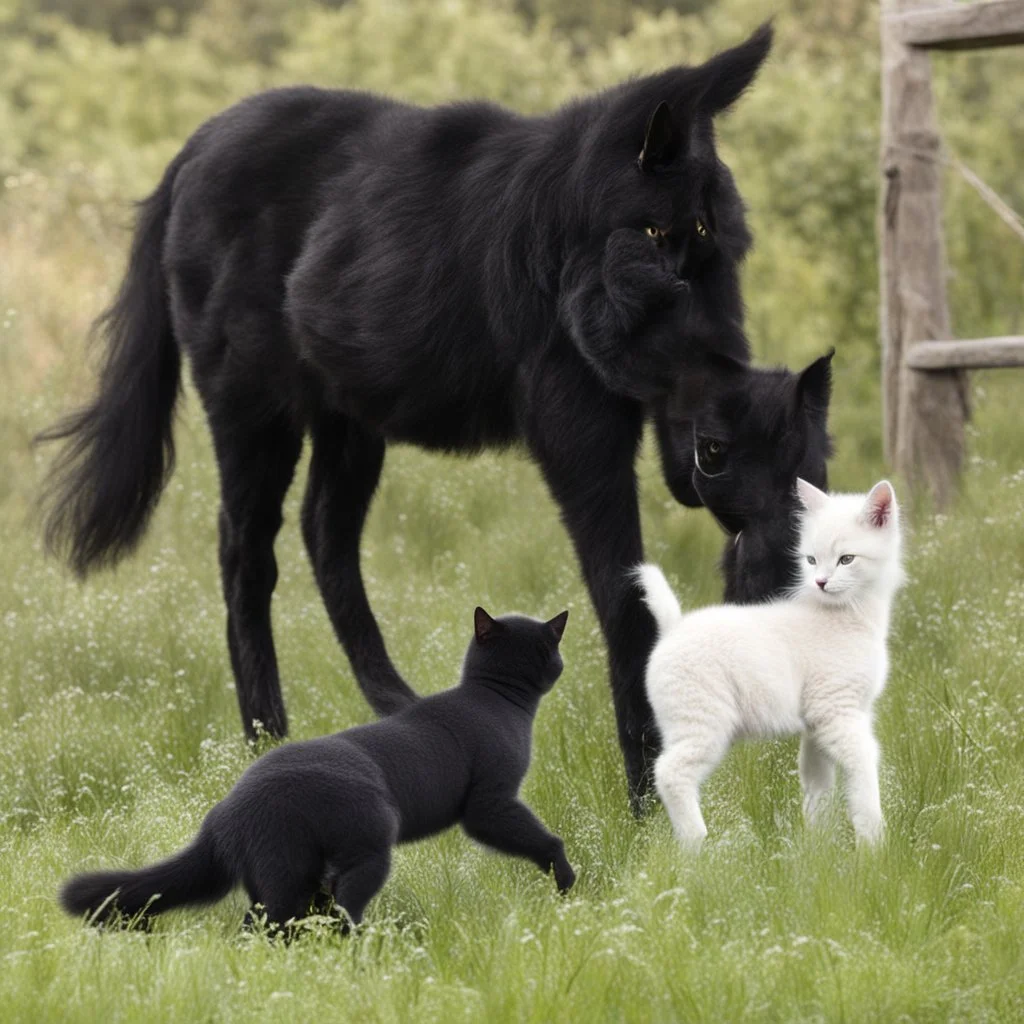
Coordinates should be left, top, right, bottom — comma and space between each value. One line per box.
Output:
474, 606, 496, 643
638, 101, 678, 171
547, 610, 569, 643
696, 21, 773, 115
794, 348, 834, 423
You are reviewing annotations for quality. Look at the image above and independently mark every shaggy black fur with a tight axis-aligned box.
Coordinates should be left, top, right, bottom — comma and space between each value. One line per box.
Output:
61, 608, 574, 929
38, 23, 831, 806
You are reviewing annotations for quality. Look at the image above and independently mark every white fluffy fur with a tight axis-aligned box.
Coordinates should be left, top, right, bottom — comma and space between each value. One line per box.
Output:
638, 479, 903, 849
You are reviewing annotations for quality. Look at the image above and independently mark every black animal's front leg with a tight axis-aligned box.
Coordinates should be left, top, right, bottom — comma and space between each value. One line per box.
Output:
524, 354, 660, 811
302, 413, 417, 716
462, 798, 575, 892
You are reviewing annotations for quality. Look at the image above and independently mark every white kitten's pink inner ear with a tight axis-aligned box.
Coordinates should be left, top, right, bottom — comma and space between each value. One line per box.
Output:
796, 477, 829, 512
864, 481, 896, 528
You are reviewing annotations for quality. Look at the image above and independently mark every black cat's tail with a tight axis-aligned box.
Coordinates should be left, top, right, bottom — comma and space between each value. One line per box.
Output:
60, 829, 234, 924
37, 157, 183, 577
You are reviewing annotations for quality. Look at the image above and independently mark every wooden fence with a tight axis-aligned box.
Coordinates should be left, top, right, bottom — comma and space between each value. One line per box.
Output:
879, 0, 1024, 506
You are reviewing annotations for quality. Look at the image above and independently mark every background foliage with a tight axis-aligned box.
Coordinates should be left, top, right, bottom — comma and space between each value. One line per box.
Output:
3, 0, 1021, 451
1, 1, 1022, 1020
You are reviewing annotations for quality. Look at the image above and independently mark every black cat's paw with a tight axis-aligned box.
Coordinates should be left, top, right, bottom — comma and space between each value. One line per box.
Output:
551, 847, 576, 893
555, 862, 576, 894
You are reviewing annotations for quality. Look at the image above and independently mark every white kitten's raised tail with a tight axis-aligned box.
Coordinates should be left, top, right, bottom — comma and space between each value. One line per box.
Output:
638, 478, 903, 849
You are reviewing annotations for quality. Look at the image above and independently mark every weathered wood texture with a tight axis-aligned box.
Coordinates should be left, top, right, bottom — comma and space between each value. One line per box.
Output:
907, 337, 1024, 369
879, 0, 970, 507
895, 0, 1024, 51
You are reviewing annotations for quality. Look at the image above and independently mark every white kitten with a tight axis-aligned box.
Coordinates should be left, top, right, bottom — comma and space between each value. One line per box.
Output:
638, 479, 903, 849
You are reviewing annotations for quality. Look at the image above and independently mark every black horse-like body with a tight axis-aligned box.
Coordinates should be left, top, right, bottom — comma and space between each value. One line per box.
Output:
40, 24, 831, 805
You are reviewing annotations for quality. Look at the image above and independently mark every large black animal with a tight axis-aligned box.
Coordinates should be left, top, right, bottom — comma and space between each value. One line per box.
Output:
39, 24, 832, 807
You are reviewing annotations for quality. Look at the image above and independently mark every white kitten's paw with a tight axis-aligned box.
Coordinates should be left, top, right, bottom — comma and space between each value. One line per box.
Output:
853, 815, 885, 847
673, 824, 708, 853
802, 791, 830, 826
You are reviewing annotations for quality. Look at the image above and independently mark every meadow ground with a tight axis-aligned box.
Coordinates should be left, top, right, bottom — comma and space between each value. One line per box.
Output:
1, 185, 1023, 1024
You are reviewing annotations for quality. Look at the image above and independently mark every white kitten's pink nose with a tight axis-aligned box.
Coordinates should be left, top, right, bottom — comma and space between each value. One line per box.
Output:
816, 577, 828, 590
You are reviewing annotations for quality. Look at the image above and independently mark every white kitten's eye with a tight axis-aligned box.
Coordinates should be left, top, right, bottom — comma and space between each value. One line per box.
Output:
839, 554, 855, 565
806, 555, 816, 566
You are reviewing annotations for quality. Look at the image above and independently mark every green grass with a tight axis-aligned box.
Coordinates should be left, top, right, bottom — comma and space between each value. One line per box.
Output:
2, 196, 1024, 1024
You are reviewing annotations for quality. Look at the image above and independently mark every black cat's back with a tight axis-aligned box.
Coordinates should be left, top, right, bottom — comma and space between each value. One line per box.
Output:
207, 735, 398, 870
210, 690, 496, 850
343, 687, 530, 842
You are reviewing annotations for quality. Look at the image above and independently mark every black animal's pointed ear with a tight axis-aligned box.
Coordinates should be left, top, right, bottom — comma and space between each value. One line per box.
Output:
696, 21, 773, 115
474, 606, 496, 643
547, 610, 569, 643
638, 101, 678, 171
794, 348, 834, 422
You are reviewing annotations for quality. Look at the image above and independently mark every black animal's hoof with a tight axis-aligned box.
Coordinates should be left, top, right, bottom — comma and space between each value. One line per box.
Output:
245, 711, 289, 756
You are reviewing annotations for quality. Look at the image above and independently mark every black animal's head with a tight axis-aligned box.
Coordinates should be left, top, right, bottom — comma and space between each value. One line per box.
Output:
464, 607, 569, 696
571, 23, 774, 366
654, 350, 834, 602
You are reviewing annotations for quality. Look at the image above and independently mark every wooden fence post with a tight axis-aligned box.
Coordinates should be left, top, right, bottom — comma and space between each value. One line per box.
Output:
879, 0, 970, 505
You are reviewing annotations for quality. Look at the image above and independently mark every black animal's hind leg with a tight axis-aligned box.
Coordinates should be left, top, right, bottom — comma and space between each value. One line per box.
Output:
524, 352, 660, 813
244, 879, 315, 933
302, 413, 416, 715
329, 851, 392, 928
213, 417, 302, 739
242, 843, 323, 932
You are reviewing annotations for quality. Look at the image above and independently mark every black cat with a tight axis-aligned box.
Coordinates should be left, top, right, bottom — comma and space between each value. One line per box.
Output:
61, 608, 574, 929
39, 22, 832, 805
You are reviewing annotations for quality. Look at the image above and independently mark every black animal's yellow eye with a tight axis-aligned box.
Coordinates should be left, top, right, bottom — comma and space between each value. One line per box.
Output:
696, 218, 708, 238
645, 225, 661, 239
707, 440, 720, 455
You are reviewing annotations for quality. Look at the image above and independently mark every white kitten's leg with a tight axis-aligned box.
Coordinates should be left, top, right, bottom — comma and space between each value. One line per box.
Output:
653, 739, 726, 851
799, 732, 836, 826
816, 715, 884, 845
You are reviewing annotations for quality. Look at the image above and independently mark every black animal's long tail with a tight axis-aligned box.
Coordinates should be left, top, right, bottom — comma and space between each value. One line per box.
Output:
60, 829, 234, 923
37, 159, 183, 576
